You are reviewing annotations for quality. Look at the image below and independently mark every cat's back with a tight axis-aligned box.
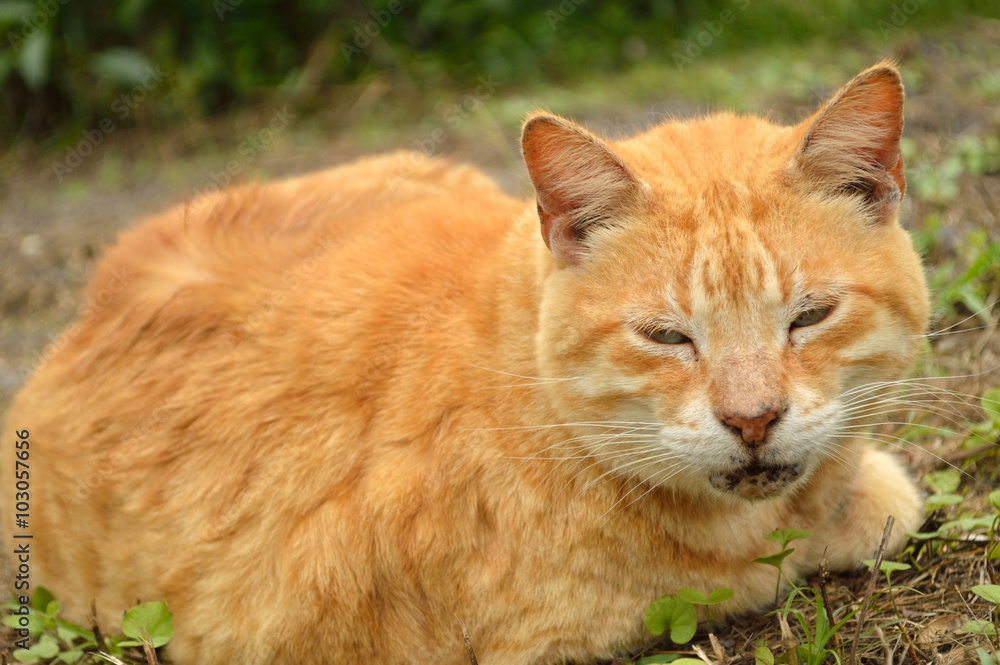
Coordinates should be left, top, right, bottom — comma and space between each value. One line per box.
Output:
19, 152, 522, 387
1, 152, 531, 635
10, 151, 530, 446
87, 151, 516, 329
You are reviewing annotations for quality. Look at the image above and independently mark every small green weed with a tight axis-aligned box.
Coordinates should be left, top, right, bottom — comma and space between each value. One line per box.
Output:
1, 587, 173, 664
645, 592, 698, 645
913, 218, 1000, 325
905, 133, 1000, 206
630, 655, 705, 665
752, 528, 814, 605
642, 586, 733, 663
964, 585, 1000, 665
775, 585, 859, 665
753, 528, 866, 665
909, 390, 1000, 554
967, 389, 1000, 452
929, 235, 1000, 324
861, 557, 916, 648
676, 587, 734, 632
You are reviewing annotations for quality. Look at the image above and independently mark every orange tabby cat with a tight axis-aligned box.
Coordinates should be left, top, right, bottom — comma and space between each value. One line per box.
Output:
3, 63, 928, 665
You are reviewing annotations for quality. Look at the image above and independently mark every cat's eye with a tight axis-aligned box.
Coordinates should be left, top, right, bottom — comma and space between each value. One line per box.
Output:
645, 329, 692, 345
790, 306, 832, 329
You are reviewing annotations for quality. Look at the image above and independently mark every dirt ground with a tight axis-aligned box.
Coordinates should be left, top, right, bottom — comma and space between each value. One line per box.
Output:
0, 18, 999, 664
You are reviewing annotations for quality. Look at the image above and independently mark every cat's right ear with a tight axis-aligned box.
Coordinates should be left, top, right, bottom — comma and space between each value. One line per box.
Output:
791, 63, 906, 223
521, 114, 645, 265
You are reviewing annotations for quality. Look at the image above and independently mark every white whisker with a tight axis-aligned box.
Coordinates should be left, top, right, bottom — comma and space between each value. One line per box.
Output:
919, 299, 999, 337
827, 432, 974, 479
464, 421, 662, 433
838, 369, 1000, 400
840, 397, 970, 421
601, 459, 693, 518
915, 322, 994, 339
474, 379, 586, 391
459, 364, 583, 382
572, 445, 685, 503
838, 404, 973, 432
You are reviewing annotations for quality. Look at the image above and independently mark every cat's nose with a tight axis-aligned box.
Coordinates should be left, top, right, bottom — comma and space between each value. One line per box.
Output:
719, 406, 784, 447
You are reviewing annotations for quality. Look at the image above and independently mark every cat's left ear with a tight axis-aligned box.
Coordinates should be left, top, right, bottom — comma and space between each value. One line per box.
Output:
792, 62, 905, 223
521, 113, 646, 264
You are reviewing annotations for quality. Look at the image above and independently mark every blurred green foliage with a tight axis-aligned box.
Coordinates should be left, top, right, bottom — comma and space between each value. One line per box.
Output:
0, 0, 998, 146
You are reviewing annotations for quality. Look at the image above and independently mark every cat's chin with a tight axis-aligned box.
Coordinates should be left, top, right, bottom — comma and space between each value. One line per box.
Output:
708, 462, 804, 501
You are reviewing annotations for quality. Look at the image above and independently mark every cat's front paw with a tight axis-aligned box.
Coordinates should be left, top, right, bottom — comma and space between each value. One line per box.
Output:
817, 447, 922, 571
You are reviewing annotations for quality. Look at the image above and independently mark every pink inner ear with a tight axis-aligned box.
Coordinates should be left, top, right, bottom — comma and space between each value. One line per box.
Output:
521, 114, 642, 264
522, 122, 583, 256
522, 117, 597, 216
533, 167, 582, 219
855, 72, 906, 194
797, 65, 907, 210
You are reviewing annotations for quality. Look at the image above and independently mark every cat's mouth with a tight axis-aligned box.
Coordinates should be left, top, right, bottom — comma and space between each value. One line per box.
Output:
709, 462, 803, 500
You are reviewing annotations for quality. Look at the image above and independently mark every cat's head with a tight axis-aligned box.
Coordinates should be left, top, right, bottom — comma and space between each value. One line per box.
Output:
521, 63, 929, 501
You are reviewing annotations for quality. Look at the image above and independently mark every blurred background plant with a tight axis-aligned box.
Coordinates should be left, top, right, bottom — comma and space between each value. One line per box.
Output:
1, 0, 999, 149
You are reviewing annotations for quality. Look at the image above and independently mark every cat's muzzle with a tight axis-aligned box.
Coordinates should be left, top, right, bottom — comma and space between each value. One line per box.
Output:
709, 462, 803, 500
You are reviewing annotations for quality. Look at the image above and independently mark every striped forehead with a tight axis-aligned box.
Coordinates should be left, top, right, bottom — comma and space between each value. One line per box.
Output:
689, 222, 782, 308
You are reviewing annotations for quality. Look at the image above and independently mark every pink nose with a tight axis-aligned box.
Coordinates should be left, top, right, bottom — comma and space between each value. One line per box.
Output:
720, 407, 782, 447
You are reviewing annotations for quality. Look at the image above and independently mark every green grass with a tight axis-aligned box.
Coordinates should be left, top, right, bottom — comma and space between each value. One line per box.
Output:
2, 590, 173, 664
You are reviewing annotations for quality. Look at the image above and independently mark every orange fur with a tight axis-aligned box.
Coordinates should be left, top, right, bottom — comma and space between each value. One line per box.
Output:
2, 63, 928, 665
